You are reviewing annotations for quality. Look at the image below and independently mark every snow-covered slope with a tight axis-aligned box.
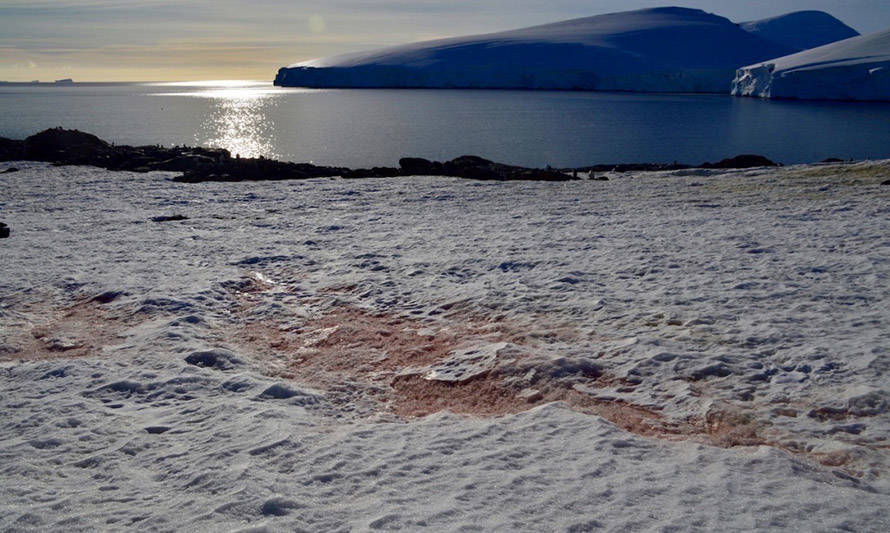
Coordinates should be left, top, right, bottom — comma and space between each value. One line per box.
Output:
741, 11, 859, 52
275, 7, 793, 93
732, 29, 890, 101
2, 160, 890, 529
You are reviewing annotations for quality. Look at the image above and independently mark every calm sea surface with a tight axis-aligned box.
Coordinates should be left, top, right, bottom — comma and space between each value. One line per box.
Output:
2, 81, 889, 168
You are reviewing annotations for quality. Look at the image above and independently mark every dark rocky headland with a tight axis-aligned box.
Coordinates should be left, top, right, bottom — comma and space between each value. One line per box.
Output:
0, 128, 345, 182
1, 128, 780, 183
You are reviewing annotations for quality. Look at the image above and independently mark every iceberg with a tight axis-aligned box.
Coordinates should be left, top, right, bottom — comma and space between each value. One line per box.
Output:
732, 29, 890, 101
275, 7, 793, 93
741, 11, 859, 52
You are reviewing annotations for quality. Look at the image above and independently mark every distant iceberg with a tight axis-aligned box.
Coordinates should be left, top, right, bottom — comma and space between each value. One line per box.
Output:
732, 29, 890, 101
740, 11, 859, 52
275, 7, 794, 93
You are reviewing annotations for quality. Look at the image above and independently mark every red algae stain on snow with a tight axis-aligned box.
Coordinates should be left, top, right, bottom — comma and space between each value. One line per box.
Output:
222, 274, 830, 459
390, 373, 674, 438
391, 373, 536, 418
233, 305, 510, 384
225, 279, 681, 439
1, 298, 136, 362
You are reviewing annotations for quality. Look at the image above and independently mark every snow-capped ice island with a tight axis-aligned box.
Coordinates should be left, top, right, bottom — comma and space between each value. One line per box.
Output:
275, 7, 860, 94
733, 28, 890, 101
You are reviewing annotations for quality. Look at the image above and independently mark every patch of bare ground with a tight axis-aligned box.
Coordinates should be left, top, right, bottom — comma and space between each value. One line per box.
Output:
1, 297, 135, 362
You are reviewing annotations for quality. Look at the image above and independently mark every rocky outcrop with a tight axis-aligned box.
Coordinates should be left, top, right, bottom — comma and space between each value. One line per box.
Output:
0, 128, 345, 182
700, 154, 779, 169
346, 156, 577, 181
341, 167, 402, 179
173, 157, 345, 183
0, 128, 782, 182
0, 137, 24, 161
23, 128, 112, 163
569, 154, 778, 173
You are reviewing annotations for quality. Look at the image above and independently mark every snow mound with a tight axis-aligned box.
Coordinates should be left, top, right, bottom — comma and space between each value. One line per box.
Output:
275, 7, 793, 93
741, 11, 859, 52
732, 29, 890, 101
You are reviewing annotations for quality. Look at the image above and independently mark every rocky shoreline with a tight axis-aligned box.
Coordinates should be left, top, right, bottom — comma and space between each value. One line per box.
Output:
1, 128, 781, 183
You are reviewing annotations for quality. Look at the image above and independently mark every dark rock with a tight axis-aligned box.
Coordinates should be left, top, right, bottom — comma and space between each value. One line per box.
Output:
0, 137, 24, 161
151, 215, 189, 222
0, 222, 8, 239
700, 154, 778, 169
445, 155, 492, 170
821, 158, 844, 163
342, 167, 400, 179
2, 167, 19, 173
881, 179, 890, 186
174, 157, 342, 183
115, 156, 157, 172
399, 157, 438, 174
23, 128, 112, 164
6, 128, 345, 182
4, 128, 782, 184
439, 155, 576, 181
341, 155, 577, 181
148, 154, 216, 172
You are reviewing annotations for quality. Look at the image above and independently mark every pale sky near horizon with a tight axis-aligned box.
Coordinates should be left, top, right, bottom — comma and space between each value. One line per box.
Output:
2, 1, 889, 82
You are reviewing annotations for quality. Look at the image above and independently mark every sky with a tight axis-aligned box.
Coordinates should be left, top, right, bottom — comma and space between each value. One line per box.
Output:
1, 1, 889, 82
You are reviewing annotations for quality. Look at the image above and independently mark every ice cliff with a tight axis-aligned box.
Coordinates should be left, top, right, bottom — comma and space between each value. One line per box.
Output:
732, 29, 890, 101
275, 7, 794, 93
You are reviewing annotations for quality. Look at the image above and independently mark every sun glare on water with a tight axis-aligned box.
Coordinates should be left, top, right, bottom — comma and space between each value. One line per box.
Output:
151, 81, 319, 159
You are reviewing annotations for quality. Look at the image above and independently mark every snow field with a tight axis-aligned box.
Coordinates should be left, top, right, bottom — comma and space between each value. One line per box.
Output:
1, 160, 890, 530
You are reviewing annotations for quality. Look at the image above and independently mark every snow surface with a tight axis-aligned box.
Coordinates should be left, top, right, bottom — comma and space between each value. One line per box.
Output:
740, 11, 859, 52
2, 160, 890, 531
732, 29, 890, 101
275, 7, 793, 93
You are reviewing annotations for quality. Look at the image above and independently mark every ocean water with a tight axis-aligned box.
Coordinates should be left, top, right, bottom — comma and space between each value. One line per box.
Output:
1, 80, 889, 168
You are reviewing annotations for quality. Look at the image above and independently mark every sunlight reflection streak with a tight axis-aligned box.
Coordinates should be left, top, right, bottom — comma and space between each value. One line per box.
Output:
149, 81, 324, 160
195, 88, 279, 159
